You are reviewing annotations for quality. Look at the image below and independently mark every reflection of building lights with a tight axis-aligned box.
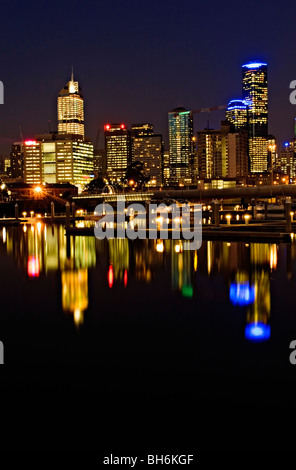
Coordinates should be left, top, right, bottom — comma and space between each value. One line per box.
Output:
175, 244, 182, 253
182, 285, 193, 298
230, 282, 255, 306
27, 256, 40, 278
270, 244, 277, 270
194, 251, 198, 271
156, 216, 163, 224
245, 322, 271, 342
74, 309, 83, 327
2, 227, 6, 243
124, 270, 128, 287
23, 225, 27, 233
37, 222, 42, 234
108, 264, 114, 288
156, 241, 164, 253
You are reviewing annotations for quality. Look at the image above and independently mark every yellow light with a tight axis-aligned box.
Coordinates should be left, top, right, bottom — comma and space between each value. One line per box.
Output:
34, 186, 42, 194
175, 244, 182, 253
22, 212, 27, 218
23, 225, 27, 233
226, 214, 231, 225
156, 241, 164, 253
129, 180, 135, 186
30, 211, 34, 218
1, 183, 5, 190
227, 243, 231, 247
156, 216, 163, 224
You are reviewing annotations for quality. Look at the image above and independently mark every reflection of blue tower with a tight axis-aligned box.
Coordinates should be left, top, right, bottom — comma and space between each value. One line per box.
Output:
245, 323, 271, 342
229, 282, 255, 306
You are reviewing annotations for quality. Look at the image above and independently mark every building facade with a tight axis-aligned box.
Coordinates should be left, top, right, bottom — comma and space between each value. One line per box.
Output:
131, 124, 163, 186
24, 134, 93, 189
105, 124, 131, 182
57, 72, 84, 137
168, 108, 193, 184
242, 62, 268, 173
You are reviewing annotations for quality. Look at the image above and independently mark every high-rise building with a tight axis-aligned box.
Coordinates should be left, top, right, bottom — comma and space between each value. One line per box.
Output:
23, 140, 42, 184
105, 124, 131, 182
10, 142, 24, 179
227, 131, 249, 178
197, 122, 229, 179
242, 62, 268, 173
226, 99, 248, 131
58, 71, 84, 137
168, 107, 193, 183
131, 124, 163, 186
23, 134, 93, 189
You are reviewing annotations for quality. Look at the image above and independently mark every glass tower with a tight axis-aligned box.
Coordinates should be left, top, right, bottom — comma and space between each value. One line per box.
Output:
168, 107, 193, 183
242, 62, 268, 173
57, 71, 84, 137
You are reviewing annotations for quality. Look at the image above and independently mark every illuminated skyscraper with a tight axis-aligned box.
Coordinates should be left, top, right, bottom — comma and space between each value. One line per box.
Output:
226, 99, 248, 131
242, 62, 268, 173
57, 71, 84, 137
168, 108, 193, 183
105, 123, 131, 182
23, 134, 93, 189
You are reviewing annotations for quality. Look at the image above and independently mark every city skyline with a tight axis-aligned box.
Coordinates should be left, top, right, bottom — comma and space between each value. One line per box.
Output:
1, 0, 296, 158
0, 58, 295, 159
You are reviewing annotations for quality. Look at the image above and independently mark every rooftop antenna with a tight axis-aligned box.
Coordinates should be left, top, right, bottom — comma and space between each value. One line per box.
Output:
71, 66, 74, 82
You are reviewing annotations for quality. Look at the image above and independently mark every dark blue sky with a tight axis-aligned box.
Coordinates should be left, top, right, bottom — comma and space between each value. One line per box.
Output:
0, 0, 295, 154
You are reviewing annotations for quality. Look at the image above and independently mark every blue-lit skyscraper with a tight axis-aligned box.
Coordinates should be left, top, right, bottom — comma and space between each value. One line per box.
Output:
226, 99, 249, 131
242, 62, 268, 173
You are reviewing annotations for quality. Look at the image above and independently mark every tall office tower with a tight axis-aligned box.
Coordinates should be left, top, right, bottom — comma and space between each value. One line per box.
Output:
131, 124, 163, 186
105, 124, 131, 182
197, 122, 229, 180
10, 142, 24, 179
58, 71, 84, 137
23, 140, 42, 184
242, 62, 268, 173
227, 131, 249, 178
225, 100, 249, 131
168, 107, 193, 183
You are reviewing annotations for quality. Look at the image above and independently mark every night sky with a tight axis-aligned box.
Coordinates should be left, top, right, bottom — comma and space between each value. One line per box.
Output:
0, 0, 296, 155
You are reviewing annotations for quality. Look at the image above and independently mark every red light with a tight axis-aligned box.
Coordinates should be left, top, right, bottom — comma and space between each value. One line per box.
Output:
124, 269, 128, 287
25, 140, 37, 146
27, 256, 40, 278
108, 264, 114, 288
105, 124, 110, 131
120, 124, 125, 129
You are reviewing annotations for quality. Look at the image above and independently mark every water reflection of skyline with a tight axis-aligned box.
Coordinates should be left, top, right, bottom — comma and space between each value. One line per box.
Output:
1, 223, 294, 339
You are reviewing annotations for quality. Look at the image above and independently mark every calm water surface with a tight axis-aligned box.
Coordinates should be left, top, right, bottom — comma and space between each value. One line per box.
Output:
1, 222, 296, 450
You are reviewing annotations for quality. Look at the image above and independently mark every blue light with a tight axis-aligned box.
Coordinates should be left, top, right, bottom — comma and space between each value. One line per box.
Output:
285, 142, 289, 147
242, 62, 267, 69
229, 282, 255, 306
245, 322, 271, 342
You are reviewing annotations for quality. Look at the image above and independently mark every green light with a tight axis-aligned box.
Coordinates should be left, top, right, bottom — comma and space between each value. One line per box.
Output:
182, 285, 193, 298
179, 111, 190, 115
